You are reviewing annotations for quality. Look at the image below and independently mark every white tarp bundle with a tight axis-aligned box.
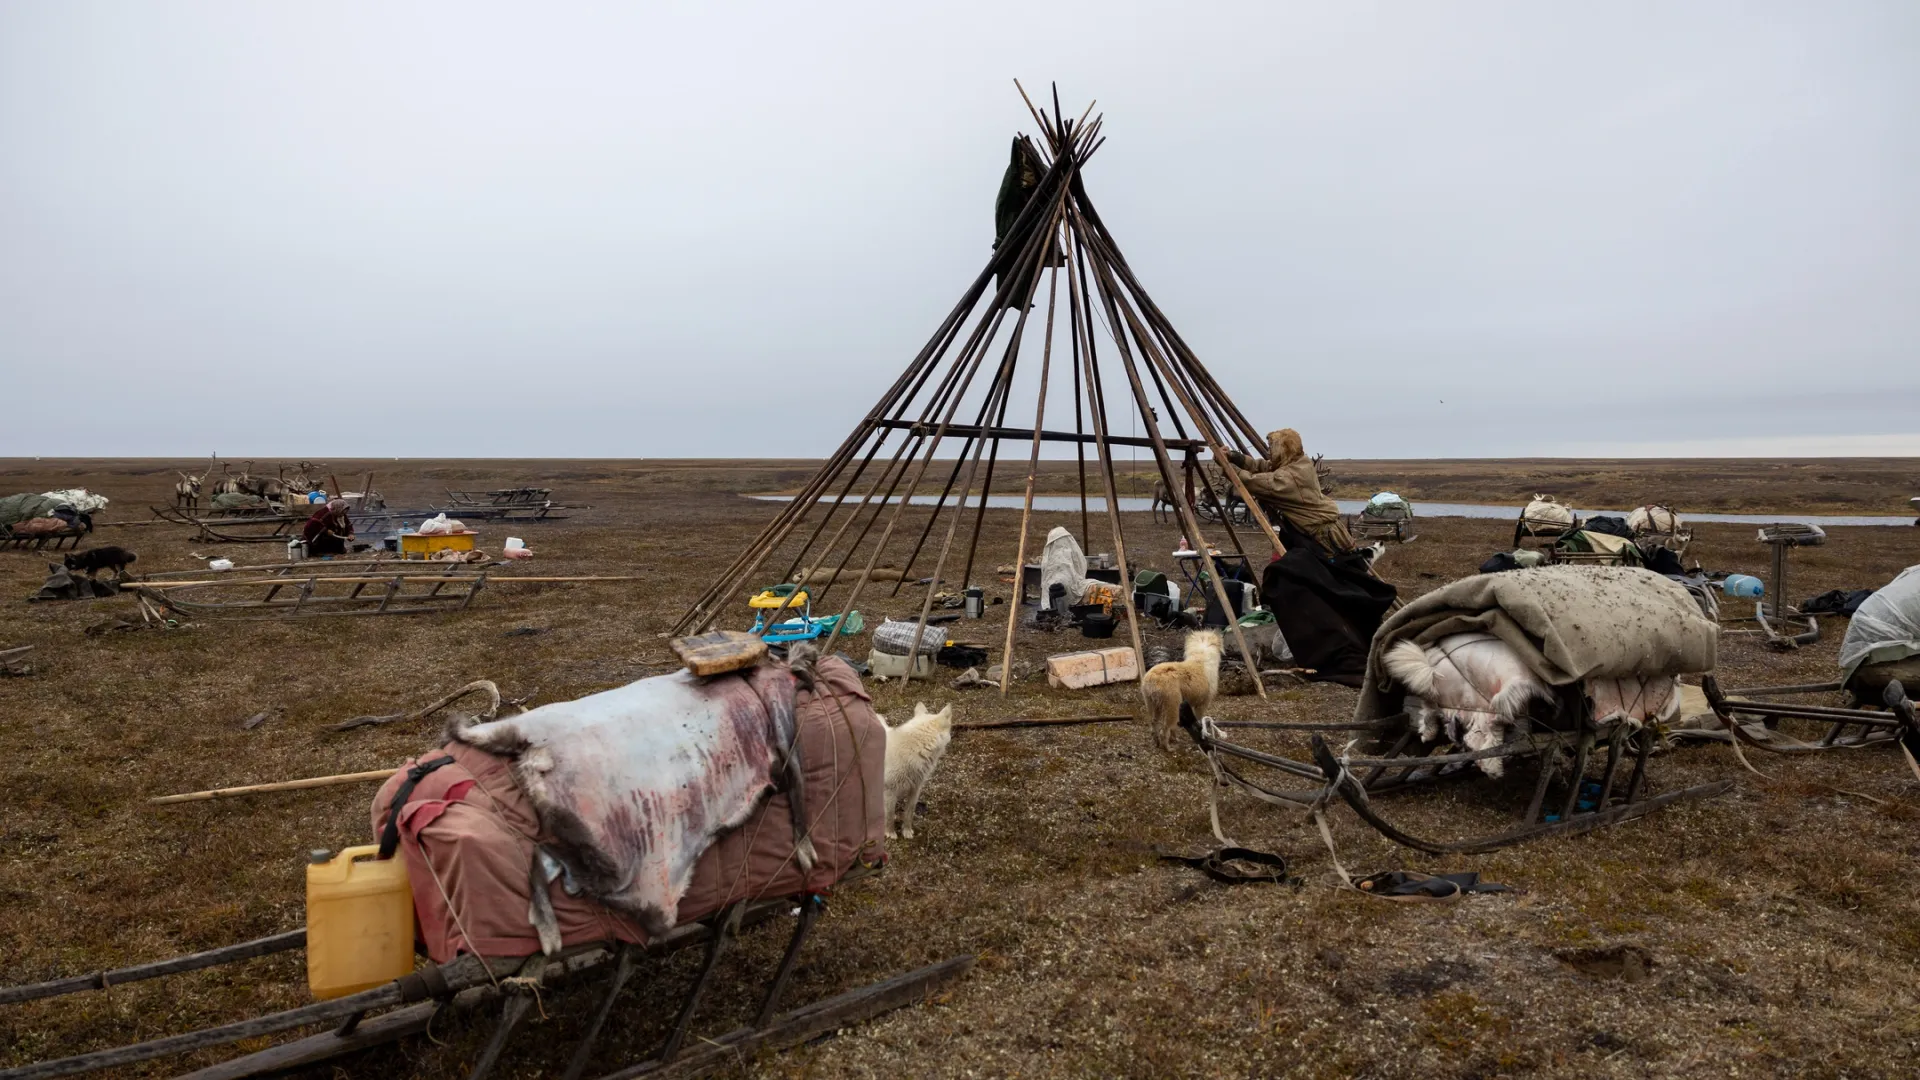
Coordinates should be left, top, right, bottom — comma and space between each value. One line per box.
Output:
1040, 526, 1102, 606
1519, 495, 1577, 535
1363, 492, 1413, 519
1628, 505, 1681, 536
40, 488, 109, 513
1839, 564, 1920, 683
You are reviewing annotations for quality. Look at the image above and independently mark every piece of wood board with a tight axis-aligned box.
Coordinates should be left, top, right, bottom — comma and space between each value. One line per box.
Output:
670, 630, 767, 677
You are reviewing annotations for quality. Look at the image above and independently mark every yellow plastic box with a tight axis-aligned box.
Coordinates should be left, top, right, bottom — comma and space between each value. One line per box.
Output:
400, 532, 476, 559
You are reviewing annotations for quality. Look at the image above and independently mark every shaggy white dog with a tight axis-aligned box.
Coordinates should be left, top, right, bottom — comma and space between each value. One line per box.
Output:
1141, 629, 1223, 751
884, 701, 953, 839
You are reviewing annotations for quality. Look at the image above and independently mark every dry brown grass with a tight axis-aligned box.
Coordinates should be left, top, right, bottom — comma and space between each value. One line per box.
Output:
1, 458, 1917, 1078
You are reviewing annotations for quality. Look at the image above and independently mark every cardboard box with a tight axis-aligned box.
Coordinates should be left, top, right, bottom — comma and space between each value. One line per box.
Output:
1046, 646, 1139, 689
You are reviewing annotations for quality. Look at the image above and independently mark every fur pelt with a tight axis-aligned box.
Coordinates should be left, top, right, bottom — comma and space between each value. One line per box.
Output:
444, 662, 814, 935
883, 701, 952, 840
1383, 632, 1552, 777
1141, 629, 1222, 751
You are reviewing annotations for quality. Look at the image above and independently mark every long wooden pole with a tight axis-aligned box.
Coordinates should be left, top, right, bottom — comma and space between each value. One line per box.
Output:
149, 770, 392, 804
999, 262, 1062, 695
899, 207, 1058, 683
814, 158, 1074, 660
1062, 212, 1146, 679
1073, 206, 1267, 699
1084, 226, 1287, 559
136, 575, 646, 589
677, 139, 1077, 634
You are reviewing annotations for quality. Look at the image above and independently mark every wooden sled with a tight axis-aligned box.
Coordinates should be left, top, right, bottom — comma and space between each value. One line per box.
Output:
436, 488, 587, 522
137, 570, 489, 619
0, 869, 972, 1080
0, 527, 86, 552
1701, 674, 1916, 754
1185, 687, 1733, 855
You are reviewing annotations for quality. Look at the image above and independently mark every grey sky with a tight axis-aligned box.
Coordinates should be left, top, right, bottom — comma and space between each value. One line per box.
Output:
3, 2, 1915, 459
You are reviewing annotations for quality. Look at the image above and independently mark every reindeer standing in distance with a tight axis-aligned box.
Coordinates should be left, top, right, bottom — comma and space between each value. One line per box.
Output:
174, 457, 216, 510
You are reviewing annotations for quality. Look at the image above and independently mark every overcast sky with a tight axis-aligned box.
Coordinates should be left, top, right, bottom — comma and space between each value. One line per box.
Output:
2, 2, 1915, 459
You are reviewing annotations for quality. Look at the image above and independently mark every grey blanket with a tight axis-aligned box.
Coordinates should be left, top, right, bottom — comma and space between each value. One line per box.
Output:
1356, 565, 1718, 722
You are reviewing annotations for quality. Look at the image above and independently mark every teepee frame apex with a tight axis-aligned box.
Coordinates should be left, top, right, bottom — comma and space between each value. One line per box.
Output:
675, 85, 1287, 695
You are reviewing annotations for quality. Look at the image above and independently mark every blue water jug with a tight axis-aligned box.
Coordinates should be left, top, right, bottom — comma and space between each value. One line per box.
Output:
1722, 574, 1764, 598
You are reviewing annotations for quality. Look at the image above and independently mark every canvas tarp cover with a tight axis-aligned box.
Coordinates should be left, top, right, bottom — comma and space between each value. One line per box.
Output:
1356, 564, 1718, 723
372, 656, 886, 962
0, 493, 61, 527
1839, 564, 1920, 684
211, 492, 272, 511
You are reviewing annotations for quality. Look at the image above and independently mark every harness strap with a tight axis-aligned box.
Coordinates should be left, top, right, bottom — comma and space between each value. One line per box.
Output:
378, 755, 457, 860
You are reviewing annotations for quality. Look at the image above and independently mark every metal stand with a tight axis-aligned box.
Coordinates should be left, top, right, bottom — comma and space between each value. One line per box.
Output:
1754, 524, 1823, 649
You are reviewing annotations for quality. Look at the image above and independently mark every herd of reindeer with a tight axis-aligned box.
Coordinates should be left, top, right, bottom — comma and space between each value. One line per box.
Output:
172, 458, 331, 510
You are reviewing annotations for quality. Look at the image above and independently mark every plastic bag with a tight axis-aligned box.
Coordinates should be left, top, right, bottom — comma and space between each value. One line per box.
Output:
418, 513, 468, 536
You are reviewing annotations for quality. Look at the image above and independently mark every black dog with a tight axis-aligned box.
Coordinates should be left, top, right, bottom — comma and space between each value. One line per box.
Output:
64, 546, 137, 579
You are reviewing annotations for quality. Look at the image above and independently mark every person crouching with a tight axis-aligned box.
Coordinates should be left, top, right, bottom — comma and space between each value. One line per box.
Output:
302, 499, 355, 556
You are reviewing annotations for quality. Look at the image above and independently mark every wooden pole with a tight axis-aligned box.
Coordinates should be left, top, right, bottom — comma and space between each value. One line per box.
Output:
1062, 212, 1147, 679
899, 208, 1057, 684
956, 714, 1129, 731
676, 144, 1073, 635
149, 770, 392, 804
814, 162, 1072, 661
999, 263, 1062, 695
1072, 206, 1267, 698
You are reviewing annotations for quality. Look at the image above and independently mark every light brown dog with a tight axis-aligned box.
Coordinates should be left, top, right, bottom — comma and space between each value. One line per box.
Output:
1141, 630, 1222, 750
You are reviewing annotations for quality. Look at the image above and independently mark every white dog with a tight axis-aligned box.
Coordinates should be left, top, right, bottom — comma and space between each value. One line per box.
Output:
884, 701, 953, 839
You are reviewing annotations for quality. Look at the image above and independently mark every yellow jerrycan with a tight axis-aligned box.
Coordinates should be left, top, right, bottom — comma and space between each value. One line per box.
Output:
305, 845, 415, 999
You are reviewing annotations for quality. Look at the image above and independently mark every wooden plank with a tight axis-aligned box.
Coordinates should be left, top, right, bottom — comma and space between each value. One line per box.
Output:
954, 714, 1130, 731
669, 631, 768, 677
871, 417, 1201, 452
149, 770, 394, 805
0, 931, 306, 1006
0, 955, 490, 1080
597, 954, 976, 1080
172, 1001, 437, 1080
1044, 647, 1138, 689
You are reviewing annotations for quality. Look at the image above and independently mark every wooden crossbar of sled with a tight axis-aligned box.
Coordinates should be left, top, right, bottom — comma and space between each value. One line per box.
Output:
1701, 675, 1917, 755
0, 868, 971, 1080
135, 571, 489, 619
134, 571, 645, 620
1185, 689, 1733, 855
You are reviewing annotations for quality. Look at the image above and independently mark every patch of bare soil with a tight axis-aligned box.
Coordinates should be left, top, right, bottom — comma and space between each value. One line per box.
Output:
1, 459, 1917, 1078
